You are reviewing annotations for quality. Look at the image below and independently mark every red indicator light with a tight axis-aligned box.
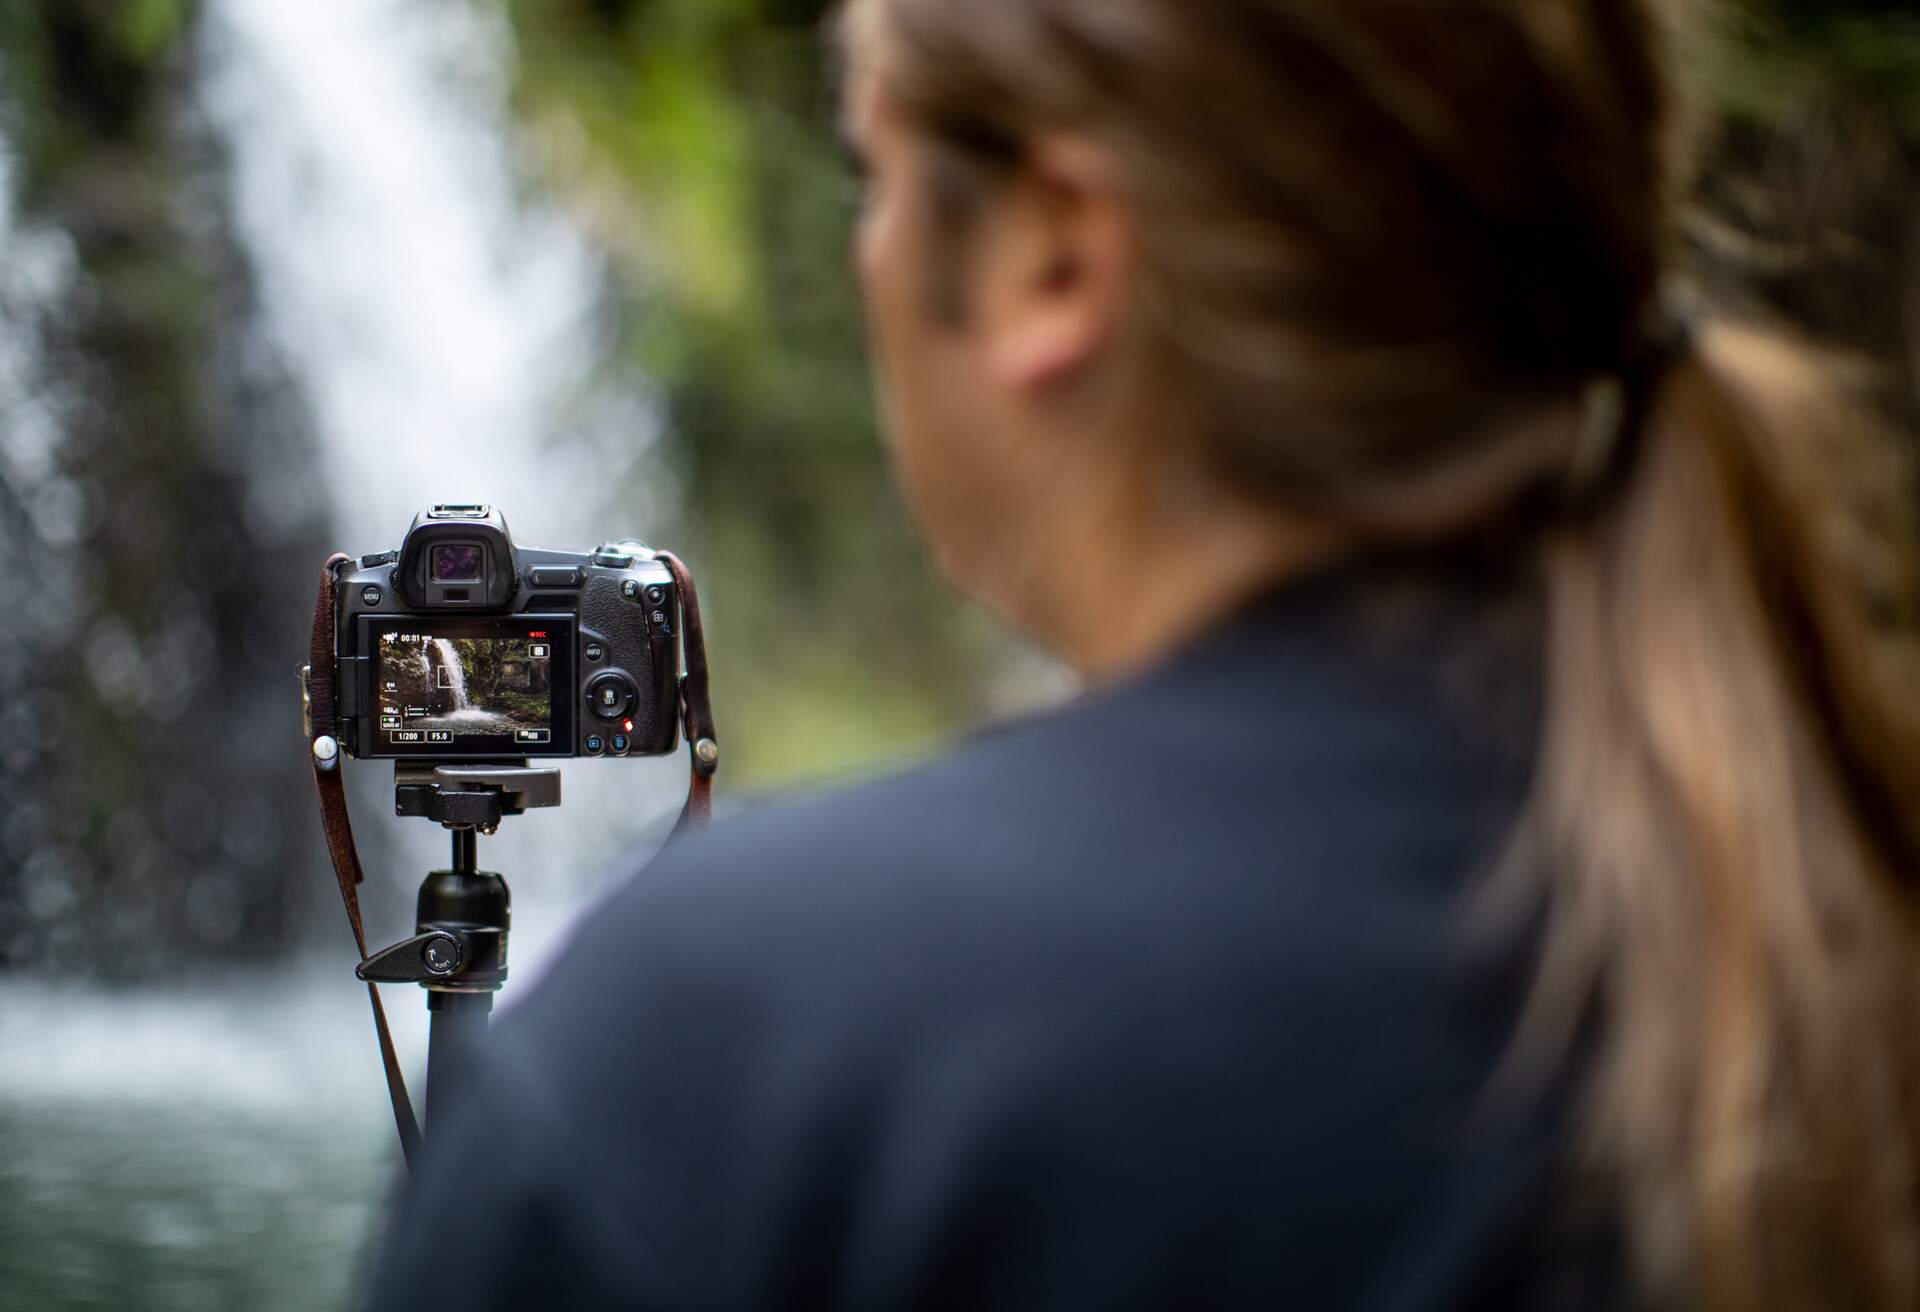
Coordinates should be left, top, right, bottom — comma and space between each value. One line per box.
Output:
623, 719, 634, 733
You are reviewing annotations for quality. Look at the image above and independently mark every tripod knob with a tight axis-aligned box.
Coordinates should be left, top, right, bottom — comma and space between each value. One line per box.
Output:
357, 931, 467, 984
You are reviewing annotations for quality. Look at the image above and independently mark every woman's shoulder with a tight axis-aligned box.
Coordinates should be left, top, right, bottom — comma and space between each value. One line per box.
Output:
463, 633, 1561, 1307
550, 584, 1537, 1034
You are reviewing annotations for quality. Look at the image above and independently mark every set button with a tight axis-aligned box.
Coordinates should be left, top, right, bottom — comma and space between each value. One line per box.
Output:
586, 672, 638, 722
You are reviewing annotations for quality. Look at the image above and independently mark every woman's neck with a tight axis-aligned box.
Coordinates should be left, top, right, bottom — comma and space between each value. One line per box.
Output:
1038, 473, 1343, 683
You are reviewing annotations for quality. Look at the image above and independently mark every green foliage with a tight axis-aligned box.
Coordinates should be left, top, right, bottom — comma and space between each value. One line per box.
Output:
0, 0, 200, 212
495, 0, 987, 786
491, 0, 1920, 785
1716, 0, 1920, 136
114, 0, 190, 63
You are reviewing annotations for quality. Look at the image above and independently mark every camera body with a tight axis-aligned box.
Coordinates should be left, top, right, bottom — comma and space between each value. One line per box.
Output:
332, 506, 680, 761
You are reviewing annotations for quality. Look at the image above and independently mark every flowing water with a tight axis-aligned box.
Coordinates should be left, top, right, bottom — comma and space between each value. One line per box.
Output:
426, 637, 526, 732
1, 909, 591, 1312
4, 1, 690, 1306
429, 638, 471, 709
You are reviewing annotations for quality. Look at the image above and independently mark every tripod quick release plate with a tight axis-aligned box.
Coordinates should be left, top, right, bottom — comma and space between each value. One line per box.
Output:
394, 762, 562, 831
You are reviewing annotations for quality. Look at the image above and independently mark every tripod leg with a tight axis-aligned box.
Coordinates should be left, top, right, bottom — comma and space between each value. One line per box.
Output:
424, 991, 493, 1132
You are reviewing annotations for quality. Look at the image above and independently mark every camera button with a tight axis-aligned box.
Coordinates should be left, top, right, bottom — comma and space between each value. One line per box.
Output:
622, 580, 643, 601
583, 641, 606, 663
644, 585, 667, 607
611, 734, 631, 755
360, 585, 383, 607
586, 673, 638, 721
585, 735, 605, 755
530, 566, 584, 589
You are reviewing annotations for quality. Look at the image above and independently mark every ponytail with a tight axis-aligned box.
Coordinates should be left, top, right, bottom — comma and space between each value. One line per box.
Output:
1531, 320, 1920, 1307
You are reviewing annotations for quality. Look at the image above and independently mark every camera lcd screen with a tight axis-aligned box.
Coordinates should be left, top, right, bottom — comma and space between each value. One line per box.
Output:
365, 616, 575, 757
431, 543, 486, 584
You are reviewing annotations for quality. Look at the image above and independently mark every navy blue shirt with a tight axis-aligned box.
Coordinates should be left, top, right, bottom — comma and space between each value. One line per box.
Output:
362, 558, 1607, 1309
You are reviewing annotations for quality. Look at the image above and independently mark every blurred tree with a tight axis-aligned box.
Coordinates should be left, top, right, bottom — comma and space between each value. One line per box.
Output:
1701, 0, 1920, 425
493, 0, 1017, 787
0, 0, 335, 974
492, 0, 1920, 790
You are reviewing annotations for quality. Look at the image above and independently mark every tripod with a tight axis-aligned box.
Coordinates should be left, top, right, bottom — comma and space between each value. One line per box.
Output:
354, 761, 560, 1130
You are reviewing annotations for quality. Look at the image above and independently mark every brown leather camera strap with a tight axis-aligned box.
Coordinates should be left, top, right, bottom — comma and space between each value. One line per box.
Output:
306, 551, 719, 1166
308, 554, 423, 1168
658, 550, 718, 838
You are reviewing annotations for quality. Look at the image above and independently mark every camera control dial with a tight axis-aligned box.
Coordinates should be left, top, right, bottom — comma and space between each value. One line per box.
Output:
585, 671, 639, 722
591, 539, 652, 569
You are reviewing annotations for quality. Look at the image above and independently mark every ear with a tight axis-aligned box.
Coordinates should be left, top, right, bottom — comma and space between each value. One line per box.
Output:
980, 137, 1135, 394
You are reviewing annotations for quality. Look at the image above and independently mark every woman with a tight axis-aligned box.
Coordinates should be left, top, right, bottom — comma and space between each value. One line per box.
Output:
366, 1, 1920, 1307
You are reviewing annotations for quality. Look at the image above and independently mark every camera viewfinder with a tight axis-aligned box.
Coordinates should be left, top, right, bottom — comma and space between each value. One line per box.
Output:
431, 544, 485, 584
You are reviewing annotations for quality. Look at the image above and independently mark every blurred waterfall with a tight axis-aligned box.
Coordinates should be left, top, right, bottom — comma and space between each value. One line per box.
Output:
0, 141, 79, 559
0, 138, 82, 825
199, 0, 660, 549
0, 28, 335, 978
0, 12, 383, 1301
0, 136, 79, 937
2, 2, 684, 1306
199, 0, 686, 921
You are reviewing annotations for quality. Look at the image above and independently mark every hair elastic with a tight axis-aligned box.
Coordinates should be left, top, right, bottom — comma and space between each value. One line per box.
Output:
1565, 285, 1699, 510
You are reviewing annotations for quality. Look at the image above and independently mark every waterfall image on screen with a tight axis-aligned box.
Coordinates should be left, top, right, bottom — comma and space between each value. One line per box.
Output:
376, 632, 552, 745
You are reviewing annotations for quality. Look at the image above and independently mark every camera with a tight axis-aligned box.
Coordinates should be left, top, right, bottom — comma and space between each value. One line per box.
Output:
330, 505, 681, 761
